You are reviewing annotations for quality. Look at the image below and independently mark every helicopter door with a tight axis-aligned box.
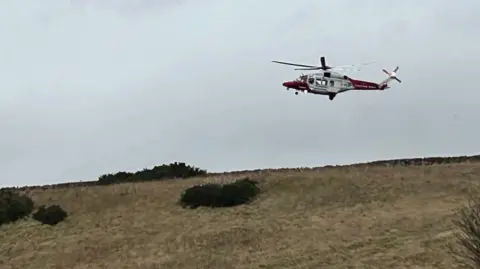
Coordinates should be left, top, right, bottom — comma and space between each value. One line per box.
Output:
328, 79, 340, 93
328, 80, 334, 90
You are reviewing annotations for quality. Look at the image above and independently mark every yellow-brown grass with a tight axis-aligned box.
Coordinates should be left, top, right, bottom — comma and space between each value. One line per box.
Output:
2, 162, 480, 269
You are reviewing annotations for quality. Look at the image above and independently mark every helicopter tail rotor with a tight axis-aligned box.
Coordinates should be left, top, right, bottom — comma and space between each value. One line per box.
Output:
382, 66, 401, 83
379, 66, 402, 89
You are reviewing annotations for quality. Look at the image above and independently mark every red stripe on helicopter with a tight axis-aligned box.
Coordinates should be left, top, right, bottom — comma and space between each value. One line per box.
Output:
348, 78, 383, 90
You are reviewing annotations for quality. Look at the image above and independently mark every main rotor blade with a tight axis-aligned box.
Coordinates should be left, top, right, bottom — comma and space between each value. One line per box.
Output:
359, 61, 376, 66
295, 67, 321, 70
394, 77, 402, 83
320, 56, 326, 68
332, 66, 359, 72
335, 61, 376, 69
272, 61, 319, 68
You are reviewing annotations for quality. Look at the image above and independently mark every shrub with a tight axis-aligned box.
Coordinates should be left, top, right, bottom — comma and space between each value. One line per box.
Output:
98, 162, 207, 185
32, 205, 67, 225
448, 195, 480, 269
0, 189, 34, 226
98, 171, 132, 185
179, 178, 260, 209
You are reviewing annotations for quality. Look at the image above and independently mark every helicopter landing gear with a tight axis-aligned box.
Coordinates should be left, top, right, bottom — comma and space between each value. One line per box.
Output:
328, 93, 336, 101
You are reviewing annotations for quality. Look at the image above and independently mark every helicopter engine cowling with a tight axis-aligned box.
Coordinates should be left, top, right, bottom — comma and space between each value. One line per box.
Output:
323, 72, 345, 79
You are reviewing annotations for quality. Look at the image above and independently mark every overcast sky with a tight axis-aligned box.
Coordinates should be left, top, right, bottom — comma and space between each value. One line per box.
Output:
1, 0, 479, 187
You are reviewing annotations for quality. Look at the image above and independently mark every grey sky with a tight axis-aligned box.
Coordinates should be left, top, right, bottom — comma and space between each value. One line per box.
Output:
1, 0, 479, 187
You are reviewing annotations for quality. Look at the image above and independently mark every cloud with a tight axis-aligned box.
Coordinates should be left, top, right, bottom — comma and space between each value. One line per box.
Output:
1, 0, 479, 187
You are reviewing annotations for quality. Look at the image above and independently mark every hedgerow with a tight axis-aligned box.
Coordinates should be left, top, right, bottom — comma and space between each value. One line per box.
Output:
98, 162, 207, 185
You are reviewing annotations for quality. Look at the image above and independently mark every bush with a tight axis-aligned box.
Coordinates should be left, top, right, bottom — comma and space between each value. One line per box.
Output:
179, 178, 260, 209
98, 162, 207, 185
0, 189, 34, 226
32, 205, 67, 225
448, 195, 480, 269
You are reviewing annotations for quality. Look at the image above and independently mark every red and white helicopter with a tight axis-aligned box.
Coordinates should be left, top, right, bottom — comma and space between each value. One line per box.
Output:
272, 56, 401, 100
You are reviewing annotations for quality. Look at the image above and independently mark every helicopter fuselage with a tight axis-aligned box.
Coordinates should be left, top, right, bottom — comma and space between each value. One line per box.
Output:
282, 71, 387, 100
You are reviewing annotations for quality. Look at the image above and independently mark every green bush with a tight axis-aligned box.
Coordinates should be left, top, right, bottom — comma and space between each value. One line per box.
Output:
98, 162, 207, 185
179, 178, 260, 209
0, 189, 34, 226
32, 205, 68, 226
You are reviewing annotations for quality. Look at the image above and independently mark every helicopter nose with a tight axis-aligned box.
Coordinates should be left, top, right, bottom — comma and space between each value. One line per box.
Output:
283, 81, 306, 88
282, 81, 295, 87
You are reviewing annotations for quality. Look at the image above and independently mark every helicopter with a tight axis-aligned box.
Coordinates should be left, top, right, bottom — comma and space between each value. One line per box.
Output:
272, 56, 401, 100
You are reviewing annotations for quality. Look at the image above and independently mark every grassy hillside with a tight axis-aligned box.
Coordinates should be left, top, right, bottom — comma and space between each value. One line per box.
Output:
2, 159, 480, 268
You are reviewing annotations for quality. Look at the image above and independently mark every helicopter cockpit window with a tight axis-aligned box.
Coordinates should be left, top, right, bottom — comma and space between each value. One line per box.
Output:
308, 78, 315, 84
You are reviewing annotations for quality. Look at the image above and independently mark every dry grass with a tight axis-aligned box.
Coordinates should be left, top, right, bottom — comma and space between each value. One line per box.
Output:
2, 162, 480, 269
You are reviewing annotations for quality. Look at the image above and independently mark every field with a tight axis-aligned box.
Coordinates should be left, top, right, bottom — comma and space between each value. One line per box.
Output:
2, 160, 480, 269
